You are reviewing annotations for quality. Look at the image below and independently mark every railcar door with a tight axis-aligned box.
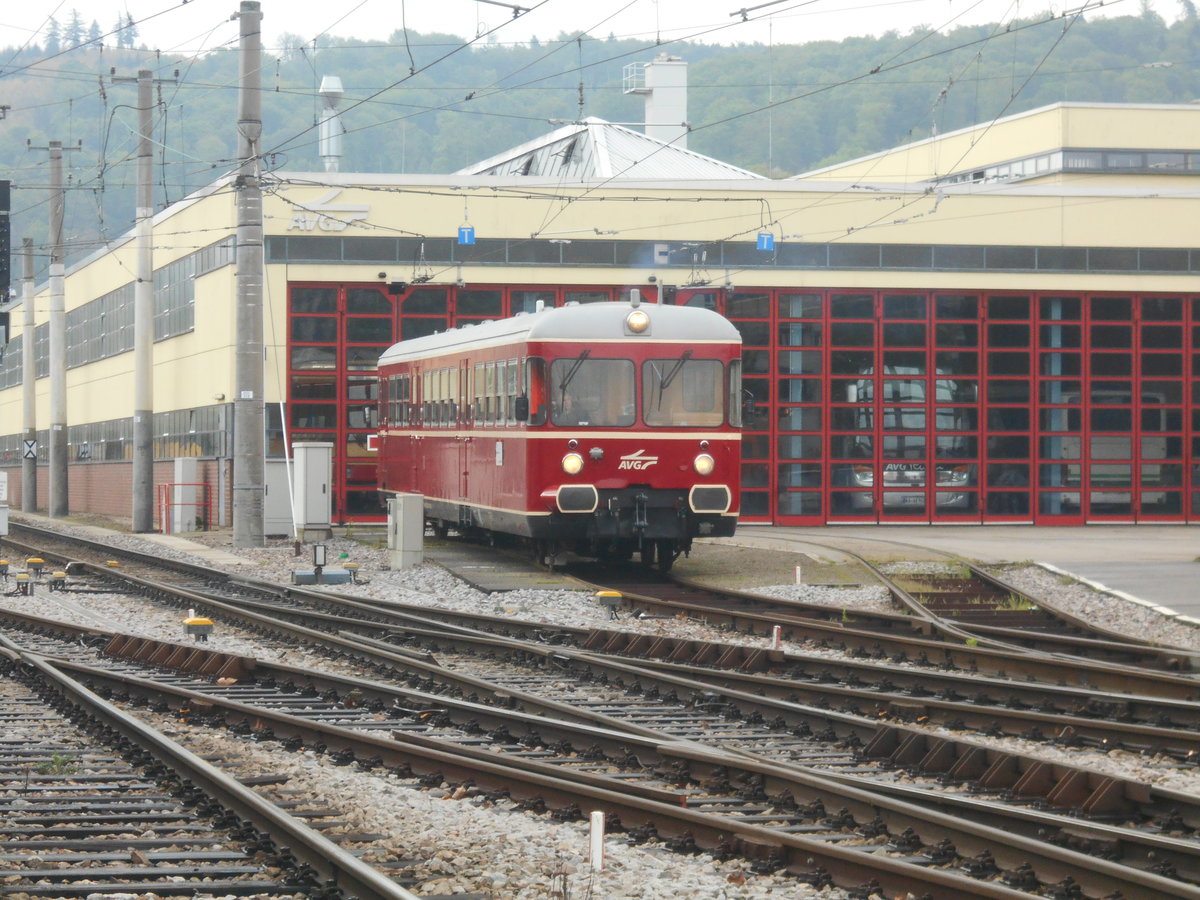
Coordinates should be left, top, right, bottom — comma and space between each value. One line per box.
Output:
458, 361, 471, 503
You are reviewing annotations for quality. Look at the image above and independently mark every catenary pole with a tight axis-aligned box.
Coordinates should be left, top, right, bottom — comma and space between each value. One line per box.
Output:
21, 237, 36, 512
46, 141, 68, 518
233, 1, 265, 547
112, 69, 158, 532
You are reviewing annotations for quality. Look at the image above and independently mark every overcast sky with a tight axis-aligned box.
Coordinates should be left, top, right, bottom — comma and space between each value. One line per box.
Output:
1, 0, 1181, 56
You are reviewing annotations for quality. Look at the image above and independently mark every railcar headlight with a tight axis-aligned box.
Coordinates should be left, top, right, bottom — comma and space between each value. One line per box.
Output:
562, 452, 585, 475
625, 309, 650, 334
693, 453, 715, 476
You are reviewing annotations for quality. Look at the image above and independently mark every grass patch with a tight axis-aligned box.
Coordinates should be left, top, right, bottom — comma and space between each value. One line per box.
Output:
997, 593, 1037, 611
35, 753, 78, 775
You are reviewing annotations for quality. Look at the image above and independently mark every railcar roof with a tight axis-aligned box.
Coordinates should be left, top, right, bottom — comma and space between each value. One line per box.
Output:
377, 301, 740, 365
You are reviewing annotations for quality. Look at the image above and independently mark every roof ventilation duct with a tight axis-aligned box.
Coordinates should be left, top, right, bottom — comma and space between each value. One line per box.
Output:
623, 54, 687, 149
318, 75, 345, 172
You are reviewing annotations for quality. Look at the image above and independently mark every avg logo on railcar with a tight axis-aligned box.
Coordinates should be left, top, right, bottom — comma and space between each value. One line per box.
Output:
618, 450, 659, 470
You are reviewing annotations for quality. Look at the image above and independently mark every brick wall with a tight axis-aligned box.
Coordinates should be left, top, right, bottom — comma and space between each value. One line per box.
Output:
0, 459, 232, 531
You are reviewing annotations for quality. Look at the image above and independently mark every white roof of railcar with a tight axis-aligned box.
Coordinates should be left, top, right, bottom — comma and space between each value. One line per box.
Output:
377, 302, 741, 366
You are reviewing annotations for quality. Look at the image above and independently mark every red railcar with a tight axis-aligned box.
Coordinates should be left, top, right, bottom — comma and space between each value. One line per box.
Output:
376, 299, 742, 570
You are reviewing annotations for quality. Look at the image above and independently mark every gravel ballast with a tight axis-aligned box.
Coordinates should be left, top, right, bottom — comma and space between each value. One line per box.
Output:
5, 519, 1200, 897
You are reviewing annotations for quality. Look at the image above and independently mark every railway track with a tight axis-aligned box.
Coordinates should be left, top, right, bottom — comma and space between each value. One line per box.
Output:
0, 638, 419, 900
4, 614, 1200, 900
726, 529, 1200, 664
9, 520, 1200, 757
6, 589, 1200, 899
5, 519, 1200, 897
6, 520, 1200, 760
593, 560, 1200, 673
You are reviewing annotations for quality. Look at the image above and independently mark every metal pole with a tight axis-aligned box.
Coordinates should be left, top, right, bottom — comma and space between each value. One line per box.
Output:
47, 141, 67, 518
233, 0, 265, 547
21, 237, 36, 512
131, 70, 154, 532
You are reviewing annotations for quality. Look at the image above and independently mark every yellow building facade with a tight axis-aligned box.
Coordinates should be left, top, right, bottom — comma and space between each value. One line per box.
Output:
2, 102, 1197, 527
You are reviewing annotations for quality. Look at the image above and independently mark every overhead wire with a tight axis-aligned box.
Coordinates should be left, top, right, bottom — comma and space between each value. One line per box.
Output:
256, 0, 556, 163
7, 7, 252, 268
0, 2, 67, 71
6, 0, 1151, 280
522, 1, 1101, 241
252, 0, 825, 168
821, 2, 1089, 248
0, 1, 205, 80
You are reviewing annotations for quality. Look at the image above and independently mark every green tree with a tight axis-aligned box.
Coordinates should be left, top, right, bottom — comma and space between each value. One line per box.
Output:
4, 13, 1200, 277
44, 17, 60, 53
121, 14, 139, 50
63, 10, 85, 48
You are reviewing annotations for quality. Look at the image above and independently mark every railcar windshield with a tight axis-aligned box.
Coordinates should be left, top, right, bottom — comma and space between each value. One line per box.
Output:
550, 357, 636, 426
643, 357, 725, 427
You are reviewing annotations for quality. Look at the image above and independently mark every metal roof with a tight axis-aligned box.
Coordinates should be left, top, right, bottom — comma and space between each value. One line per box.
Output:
377, 301, 741, 365
456, 117, 764, 180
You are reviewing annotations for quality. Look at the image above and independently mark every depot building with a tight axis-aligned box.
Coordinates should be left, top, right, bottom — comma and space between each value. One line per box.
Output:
1, 98, 1198, 530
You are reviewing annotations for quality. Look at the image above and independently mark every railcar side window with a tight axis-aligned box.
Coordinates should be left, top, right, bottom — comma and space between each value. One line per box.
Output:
473, 363, 484, 424
643, 357, 724, 427
549, 357, 635, 427
728, 360, 743, 428
505, 359, 519, 423
527, 357, 548, 425
484, 362, 497, 425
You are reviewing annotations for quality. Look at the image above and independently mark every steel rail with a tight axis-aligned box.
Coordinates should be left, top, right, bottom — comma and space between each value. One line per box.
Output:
584, 638, 1200, 756
855, 555, 1200, 670
103, 634, 1200, 886
12, 519, 1198, 700
731, 529, 1200, 662
573, 576, 1200, 698
304, 609, 1200, 757
16, 598, 1200, 856
585, 578, 1200, 696
0, 633, 420, 900
967, 561, 1200, 658
9, 528, 1200, 888
41, 650, 1200, 900
14, 595, 1195, 777
9, 577, 1200, 835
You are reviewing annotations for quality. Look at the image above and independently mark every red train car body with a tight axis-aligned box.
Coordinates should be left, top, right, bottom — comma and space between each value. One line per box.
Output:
376, 299, 742, 569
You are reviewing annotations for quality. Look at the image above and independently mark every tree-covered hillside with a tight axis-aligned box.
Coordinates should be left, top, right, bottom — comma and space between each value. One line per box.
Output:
2, 5, 1198, 281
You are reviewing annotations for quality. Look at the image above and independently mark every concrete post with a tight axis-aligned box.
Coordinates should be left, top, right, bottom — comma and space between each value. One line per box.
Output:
20, 238, 36, 512
131, 70, 155, 532
232, 1, 265, 547
47, 141, 67, 518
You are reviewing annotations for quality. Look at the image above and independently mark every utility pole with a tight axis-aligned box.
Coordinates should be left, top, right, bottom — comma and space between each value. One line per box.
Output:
21, 238, 36, 512
112, 68, 174, 533
27, 140, 81, 519
48, 142, 68, 518
233, 0, 265, 547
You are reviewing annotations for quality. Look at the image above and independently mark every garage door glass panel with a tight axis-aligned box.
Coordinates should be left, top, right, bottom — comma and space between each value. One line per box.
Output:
346, 288, 392, 314
291, 288, 337, 313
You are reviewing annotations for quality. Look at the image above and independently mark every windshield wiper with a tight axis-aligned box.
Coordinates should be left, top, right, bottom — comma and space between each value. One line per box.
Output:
658, 350, 692, 391
651, 350, 693, 410
558, 349, 590, 402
